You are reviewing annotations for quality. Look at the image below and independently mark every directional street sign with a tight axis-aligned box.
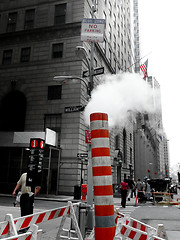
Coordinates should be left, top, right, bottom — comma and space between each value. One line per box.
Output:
82, 70, 89, 78
94, 67, 104, 76
77, 153, 88, 158
64, 105, 85, 113
82, 67, 104, 78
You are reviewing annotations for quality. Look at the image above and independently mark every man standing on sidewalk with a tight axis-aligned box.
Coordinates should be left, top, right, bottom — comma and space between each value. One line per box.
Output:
12, 172, 41, 216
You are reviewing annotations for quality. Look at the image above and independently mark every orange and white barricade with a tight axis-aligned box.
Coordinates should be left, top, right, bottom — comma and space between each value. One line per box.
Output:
114, 218, 166, 240
0, 201, 82, 240
115, 209, 157, 234
0, 223, 42, 240
114, 208, 167, 240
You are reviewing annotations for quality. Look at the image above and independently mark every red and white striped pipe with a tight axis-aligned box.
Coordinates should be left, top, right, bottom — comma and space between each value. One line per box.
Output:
90, 113, 115, 240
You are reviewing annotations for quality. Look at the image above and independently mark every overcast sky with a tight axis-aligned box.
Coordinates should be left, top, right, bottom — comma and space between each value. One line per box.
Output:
137, 0, 180, 168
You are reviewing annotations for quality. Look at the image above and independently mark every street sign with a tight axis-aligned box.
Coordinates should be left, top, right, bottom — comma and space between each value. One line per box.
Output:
94, 67, 104, 76
64, 105, 85, 113
82, 70, 89, 78
85, 130, 91, 144
77, 153, 88, 158
82, 67, 104, 78
81, 18, 105, 43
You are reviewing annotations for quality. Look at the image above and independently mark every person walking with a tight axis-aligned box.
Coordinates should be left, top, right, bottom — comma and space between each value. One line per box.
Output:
119, 179, 129, 208
131, 179, 137, 198
12, 172, 41, 217
136, 179, 143, 192
146, 181, 151, 200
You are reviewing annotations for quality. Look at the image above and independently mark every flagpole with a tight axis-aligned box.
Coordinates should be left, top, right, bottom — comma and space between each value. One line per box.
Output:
125, 51, 152, 72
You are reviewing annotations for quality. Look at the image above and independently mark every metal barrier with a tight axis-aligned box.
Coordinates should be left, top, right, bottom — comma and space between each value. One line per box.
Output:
114, 218, 166, 240
0, 201, 82, 240
115, 209, 157, 234
114, 209, 168, 240
0, 224, 42, 240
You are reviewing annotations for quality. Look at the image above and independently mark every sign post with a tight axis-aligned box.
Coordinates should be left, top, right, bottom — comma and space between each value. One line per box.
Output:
26, 138, 45, 190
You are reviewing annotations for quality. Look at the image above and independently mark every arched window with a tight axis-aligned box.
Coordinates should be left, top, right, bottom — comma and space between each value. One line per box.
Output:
0, 91, 27, 131
123, 128, 127, 163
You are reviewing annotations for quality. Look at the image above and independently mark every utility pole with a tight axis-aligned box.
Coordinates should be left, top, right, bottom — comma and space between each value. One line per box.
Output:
86, 1, 96, 228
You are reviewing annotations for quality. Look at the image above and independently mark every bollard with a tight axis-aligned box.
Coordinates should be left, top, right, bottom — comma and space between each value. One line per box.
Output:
90, 113, 116, 240
135, 190, 139, 206
82, 184, 87, 201
156, 224, 168, 240
79, 208, 86, 238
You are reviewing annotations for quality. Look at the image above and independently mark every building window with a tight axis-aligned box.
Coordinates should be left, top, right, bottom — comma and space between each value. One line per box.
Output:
7, 12, 17, 32
123, 128, 127, 163
130, 133, 132, 141
130, 147, 132, 163
54, 3, 66, 25
20, 47, 31, 62
109, 48, 112, 64
52, 43, 63, 58
121, 52, 123, 68
103, 11, 106, 29
124, 42, 126, 53
24, 9, 35, 30
48, 85, 62, 100
114, 57, 116, 72
114, 35, 116, 50
109, 1, 112, 17
113, 14, 116, 28
103, 38, 107, 54
117, 24, 120, 38
109, 24, 112, 41
2, 49, 13, 65
115, 134, 120, 150
117, 6, 120, 18
118, 44, 120, 58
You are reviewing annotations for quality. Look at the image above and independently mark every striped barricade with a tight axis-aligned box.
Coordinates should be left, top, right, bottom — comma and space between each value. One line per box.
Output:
0, 201, 80, 239
115, 209, 157, 235
0, 223, 42, 240
114, 218, 166, 240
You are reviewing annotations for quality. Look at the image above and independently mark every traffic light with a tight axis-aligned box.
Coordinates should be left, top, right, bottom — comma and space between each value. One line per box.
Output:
30, 138, 45, 150
26, 138, 45, 189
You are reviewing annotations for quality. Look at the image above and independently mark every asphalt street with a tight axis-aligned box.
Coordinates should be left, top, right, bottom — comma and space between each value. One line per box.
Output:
0, 194, 180, 239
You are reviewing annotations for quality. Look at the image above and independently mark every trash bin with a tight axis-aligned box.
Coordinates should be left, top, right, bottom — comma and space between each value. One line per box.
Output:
74, 185, 81, 200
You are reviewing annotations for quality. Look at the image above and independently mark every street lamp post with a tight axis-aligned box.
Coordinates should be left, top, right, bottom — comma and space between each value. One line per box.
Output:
129, 163, 132, 179
119, 160, 123, 183
53, 75, 90, 96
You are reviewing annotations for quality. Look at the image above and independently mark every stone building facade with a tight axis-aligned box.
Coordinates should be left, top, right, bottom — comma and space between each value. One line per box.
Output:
0, 0, 135, 195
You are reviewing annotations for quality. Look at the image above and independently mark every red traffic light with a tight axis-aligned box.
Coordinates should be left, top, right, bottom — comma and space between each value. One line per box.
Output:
30, 138, 45, 149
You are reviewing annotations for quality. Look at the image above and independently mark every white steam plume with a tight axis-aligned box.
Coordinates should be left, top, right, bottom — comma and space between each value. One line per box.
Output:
84, 72, 160, 127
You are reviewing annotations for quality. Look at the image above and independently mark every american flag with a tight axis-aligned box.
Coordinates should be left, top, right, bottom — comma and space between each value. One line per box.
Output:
140, 59, 148, 79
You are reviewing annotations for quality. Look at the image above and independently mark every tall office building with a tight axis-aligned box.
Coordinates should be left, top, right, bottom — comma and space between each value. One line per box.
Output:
0, 0, 135, 195
133, 0, 140, 73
